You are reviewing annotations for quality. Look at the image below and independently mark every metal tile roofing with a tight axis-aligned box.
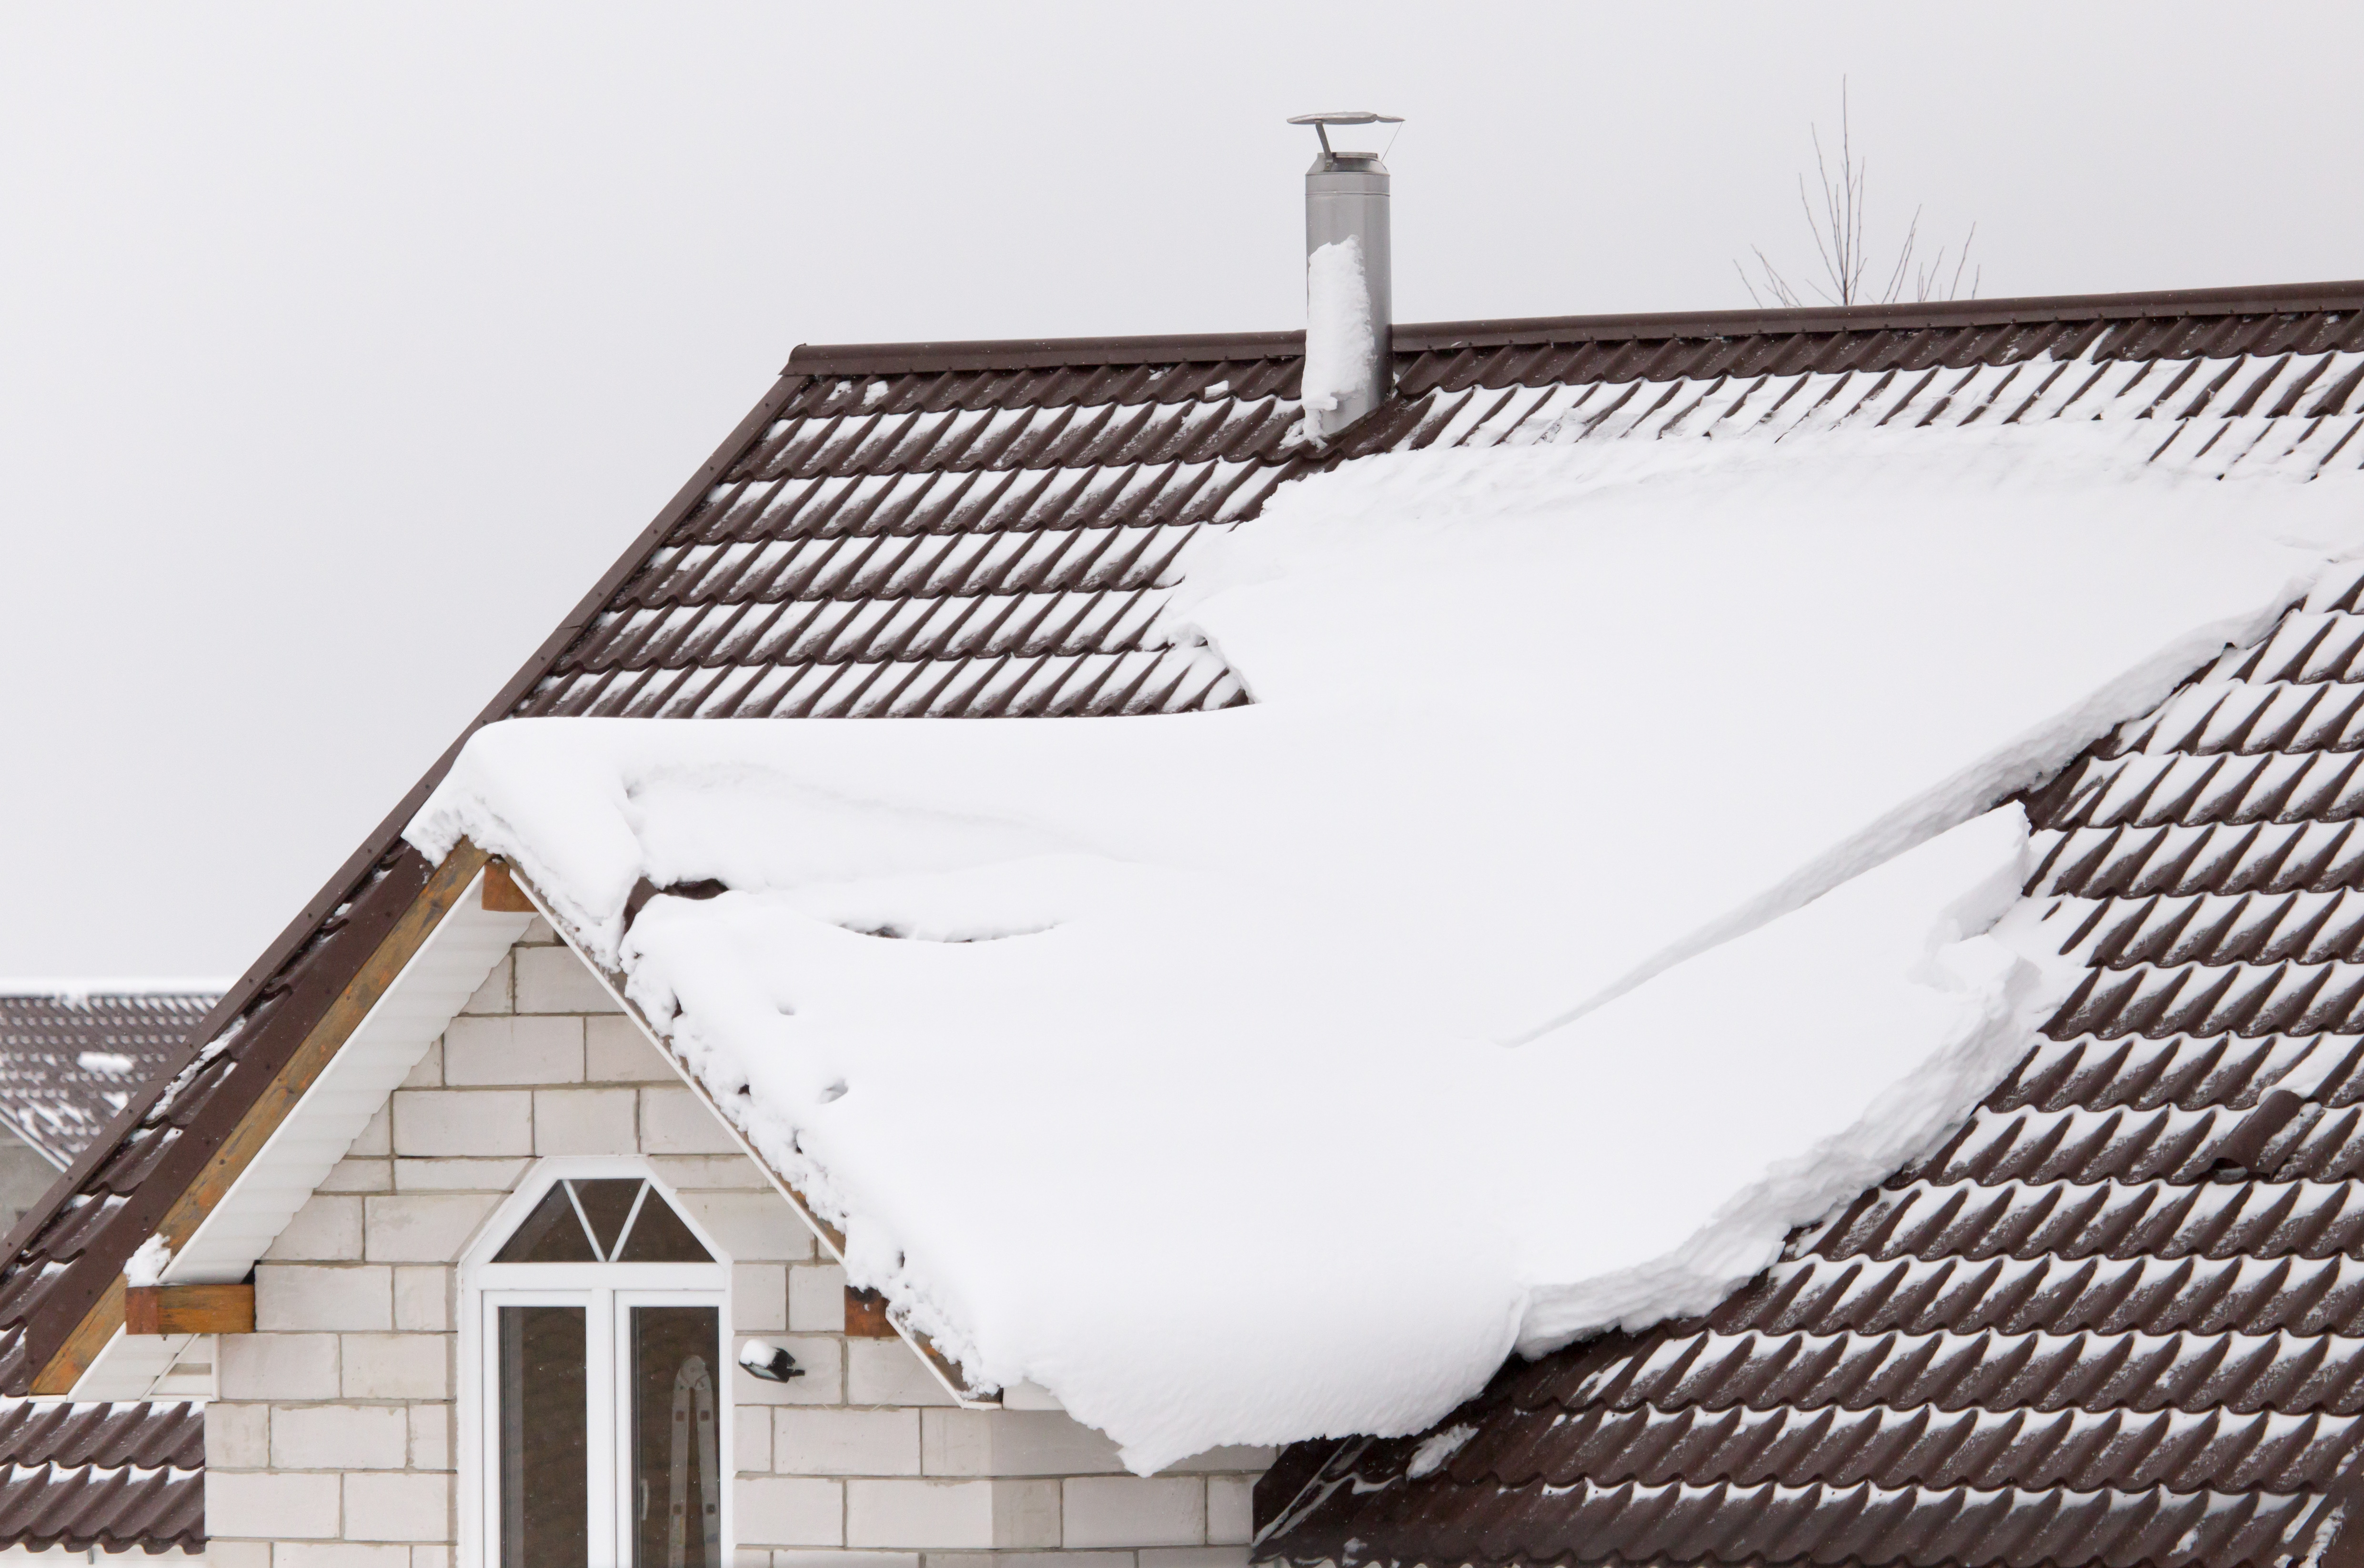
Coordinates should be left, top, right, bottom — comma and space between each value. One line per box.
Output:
1253, 582, 2364, 1567
0, 994, 216, 1167
0, 1400, 202, 1553
6, 282, 2364, 1567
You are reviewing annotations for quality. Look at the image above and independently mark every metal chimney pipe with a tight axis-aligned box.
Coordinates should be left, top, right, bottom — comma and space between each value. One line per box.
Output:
1290, 112, 1400, 442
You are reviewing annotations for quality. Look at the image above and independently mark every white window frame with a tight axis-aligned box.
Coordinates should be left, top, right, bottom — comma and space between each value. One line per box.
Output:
459, 1157, 733, 1568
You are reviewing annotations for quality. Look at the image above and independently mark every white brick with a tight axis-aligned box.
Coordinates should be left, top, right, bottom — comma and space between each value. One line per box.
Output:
365, 1193, 501, 1262
681, 1190, 810, 1261
204, 1402, 266, 1469
393, 1157, 528, 1192
587, 1015, 673, 1081
934, 1556, 1130, 1568
736, 1405, 773, 1472
520, 917, 556, 943
788, 1264, 846, 1332
218, 1334, 340, 1400
650, 1154, 772, 1189
400, 1040, 444, 1090
319, 1158, 394, 1194
774, 1556, 920, 1568
774, 1408, 920, 1476
410, 1546, 453, 1568
349, 1104, 392, 1157
443, 1015, 583, 1086
206, 1470, 340, 1538
844, 1480, 992, 1549
1207, 1477, 1255, 1546
644, 1086, 739, 1155
737, 1477, 844, 1547
277, 1547, 409, 1568
533, 1087, 636, 1155
459, 954, 512, 1015
515, 945, 619, 1012
393, 1266, 451, 1331
256, 1266, 392, 1332
1140, 1552, 1250, 1568
270, 1404, 407, 1470
262, 1194, 363, 1262
847, 1340, 953, 1407
1064, 1477, 1205, 1548
391, 1090, 530, 1156
204, 1541, 273, 1568
345, 1471, 452, 1542
342, 1333, 448, 1398
921, 1409, 1125, 1477
735, 1337, 842, 1406
735, 1263, 788, 1332
734, 1553, 772, 1568
410, 1403, 452, 1470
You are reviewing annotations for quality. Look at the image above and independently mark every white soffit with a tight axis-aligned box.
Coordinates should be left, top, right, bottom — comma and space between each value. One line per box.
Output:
162, 868, 530, 1286
70, 1330, 196, 1403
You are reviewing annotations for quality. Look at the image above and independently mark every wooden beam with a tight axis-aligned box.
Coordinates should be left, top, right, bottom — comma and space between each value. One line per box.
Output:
483, 859, 536, 913
845, 1287, 898, 1338
124, 1283, 254, 1336
31, 841, 493, 1394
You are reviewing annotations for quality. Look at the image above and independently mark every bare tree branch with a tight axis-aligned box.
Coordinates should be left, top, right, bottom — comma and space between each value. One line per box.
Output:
1737, 80, 1981, 310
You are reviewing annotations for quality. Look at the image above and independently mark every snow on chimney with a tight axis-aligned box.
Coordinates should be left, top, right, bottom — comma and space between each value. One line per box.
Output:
1290, 111, 1400, 443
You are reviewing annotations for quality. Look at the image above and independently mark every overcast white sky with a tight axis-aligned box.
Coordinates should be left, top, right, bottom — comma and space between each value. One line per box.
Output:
3, 1, 2359, 982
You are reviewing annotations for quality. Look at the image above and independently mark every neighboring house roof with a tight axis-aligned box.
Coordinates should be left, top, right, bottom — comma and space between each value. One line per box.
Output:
2, 278, 2363, 1519
1254, 592, 2364, 1567
0, 993, 218, 1166
0, 1399, 202, 1554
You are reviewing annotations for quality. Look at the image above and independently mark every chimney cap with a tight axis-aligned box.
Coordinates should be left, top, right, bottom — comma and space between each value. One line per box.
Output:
1288, 110, 1404, 162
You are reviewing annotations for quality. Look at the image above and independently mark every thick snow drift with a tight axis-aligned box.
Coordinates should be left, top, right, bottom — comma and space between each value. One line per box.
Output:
412, 412, 2364, 1470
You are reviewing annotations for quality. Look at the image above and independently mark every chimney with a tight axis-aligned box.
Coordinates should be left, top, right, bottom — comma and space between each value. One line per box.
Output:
1290, 112, 1401, 443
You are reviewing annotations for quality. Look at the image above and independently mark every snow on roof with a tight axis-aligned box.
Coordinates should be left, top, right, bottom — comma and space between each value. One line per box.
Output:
412, 396, 2364, 1469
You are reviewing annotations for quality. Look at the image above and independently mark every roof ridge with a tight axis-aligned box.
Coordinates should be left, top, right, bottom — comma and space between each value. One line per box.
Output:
785, 279, 2364, 378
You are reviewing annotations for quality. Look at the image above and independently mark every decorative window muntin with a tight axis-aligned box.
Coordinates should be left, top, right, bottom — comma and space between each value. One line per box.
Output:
465, 1163, 731, 1568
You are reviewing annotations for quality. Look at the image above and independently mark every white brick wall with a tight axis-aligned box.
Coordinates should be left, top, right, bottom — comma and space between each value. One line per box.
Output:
206, 924, 1270, 1568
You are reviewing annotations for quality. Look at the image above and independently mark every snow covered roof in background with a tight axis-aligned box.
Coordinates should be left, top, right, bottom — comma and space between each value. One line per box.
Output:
0, 992, 217, 1168
11, 284, 2364, 1567
414, 322, 2364, 1473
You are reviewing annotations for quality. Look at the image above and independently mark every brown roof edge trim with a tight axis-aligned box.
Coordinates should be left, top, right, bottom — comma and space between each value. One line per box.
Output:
785, 278, 2364, 377
0, 369, 808, 1284
27, 841, 491, 1395
787, 328, 1305, 377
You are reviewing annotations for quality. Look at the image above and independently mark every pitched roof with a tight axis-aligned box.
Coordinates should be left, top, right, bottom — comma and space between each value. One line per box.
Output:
1253, 589, 2364, 1567
0, 993, 217, 1167
0, 1399, 202, 1553
4, 276, 2364, 1431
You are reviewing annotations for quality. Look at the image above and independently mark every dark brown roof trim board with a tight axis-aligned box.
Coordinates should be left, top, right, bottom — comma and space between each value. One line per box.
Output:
783, 279, 2364, 378
0, 373, 805, 1361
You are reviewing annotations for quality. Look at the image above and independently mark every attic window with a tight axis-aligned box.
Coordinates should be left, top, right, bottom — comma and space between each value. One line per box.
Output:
493, 1179, 714, 1264
471, 1170, 729, 1568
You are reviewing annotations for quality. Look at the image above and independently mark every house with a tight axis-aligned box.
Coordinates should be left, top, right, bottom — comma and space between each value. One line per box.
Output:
0, 990, 218, 1237
6, 116, 2364, 1568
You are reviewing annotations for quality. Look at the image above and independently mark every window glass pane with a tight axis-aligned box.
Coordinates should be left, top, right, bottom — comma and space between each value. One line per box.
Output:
631, 1306, 722, 1568
615, 1192, 713, 1263
499, 1306, 587, 1568
493, 1184, 597, 1263
573, 1179, 646, 1257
